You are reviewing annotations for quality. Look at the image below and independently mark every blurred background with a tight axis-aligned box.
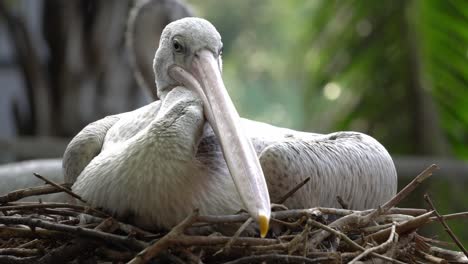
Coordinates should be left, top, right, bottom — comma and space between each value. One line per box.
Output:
0, 0, 467, 246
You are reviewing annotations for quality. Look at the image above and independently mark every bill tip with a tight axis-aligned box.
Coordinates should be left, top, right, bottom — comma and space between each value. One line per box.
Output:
258, 214, 269, 238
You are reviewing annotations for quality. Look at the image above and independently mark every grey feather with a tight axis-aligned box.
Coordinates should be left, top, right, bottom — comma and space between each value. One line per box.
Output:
63, 115, 120, 184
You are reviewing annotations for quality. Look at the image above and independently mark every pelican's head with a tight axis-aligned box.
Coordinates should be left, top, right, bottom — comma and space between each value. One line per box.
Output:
153, 17, 271, 237
154, 17, 222, 98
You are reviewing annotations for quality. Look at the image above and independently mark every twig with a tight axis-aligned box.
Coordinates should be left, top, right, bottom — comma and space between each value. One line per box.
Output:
128, 209, 199, 264
430, 246, 468, 262
418, 250, 448, 264
308, 166, 437, 248
95, 247, 135, 262
0, 248, 42, 257
0, 255, 39, 264
307, 219, 405, 264
381, 164, 438, 213
36, 217, 121, 264
222, 253, 328, 264
0, 202, 108, 217
429, 212, 468, 222
0, 226, 71, 239
171, 235, 279, 247
349, 223, 397, 263
336, 195, 349, 209
32, 173, 84, 203
195, 207, 424, 225
17, 239, 40, 249
287, 218, 311, 254
363, 210, 433, 244
32, 173, 109, 217
215, 217, 253, 255
362, 164, 438, 224
0, 184, 72, 204
0, 216, 146, 250
424, 193, 468, 258
271, 216, 305, 228
275, 177, 310, 204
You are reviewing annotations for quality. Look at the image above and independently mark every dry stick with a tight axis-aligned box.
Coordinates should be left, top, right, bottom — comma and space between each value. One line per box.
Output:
36, 217, 121, 264
128, 209, 199, 264
287, 218, 311, 254
215, 217, 253, 255
222, 253, 328, 264
95, 247, 136, 262
0, 248, 42, 257
363, 211, 433, 244
0, 255, 39, 264
17, 239, 40, 249
32, 173, 84, 202
37, 208, 155, 238
424, 193, 468, 258
275, 177, 311, 204
367, 164, 439, 221
0, 226, 71, 239
336, 195, 349, 209
33, 173, 109, 218
309, 166, 437, 248
4, 203, 148, 237
349, 223, 397, 263
271, 216, 305, 228
0, 184, 72, 204
167, 235, 279, 247
0, 216, 146, 250
429, 212, 468, 222
417, 250, 448, 264
430, 246, 468, 262
417, 235, 454, 247
307, 219, 405, 264
0, 202, 108, 217
384, 164, 438, 212
195, 207, 426, 225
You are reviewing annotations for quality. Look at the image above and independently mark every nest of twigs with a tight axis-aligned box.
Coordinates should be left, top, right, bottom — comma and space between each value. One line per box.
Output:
1, 165, 467, 263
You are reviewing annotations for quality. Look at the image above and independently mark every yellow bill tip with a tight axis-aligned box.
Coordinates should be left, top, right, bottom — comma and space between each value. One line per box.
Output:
258, 214, 270, 238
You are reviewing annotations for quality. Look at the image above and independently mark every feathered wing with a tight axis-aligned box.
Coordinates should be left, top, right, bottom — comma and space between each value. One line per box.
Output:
258, 131, 397, 210
63, 115, 120, 184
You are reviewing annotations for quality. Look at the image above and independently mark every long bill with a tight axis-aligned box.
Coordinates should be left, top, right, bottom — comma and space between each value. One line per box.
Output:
169, 49, 271, 237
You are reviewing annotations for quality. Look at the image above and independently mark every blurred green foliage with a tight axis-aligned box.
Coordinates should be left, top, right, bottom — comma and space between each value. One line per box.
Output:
190, 0, 468, 248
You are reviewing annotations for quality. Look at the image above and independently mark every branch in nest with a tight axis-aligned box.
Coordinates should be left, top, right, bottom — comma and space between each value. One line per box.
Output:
309, 164, 438, 248
0, 226, 71, 240
128, 209, 199, 264
308, 219, 405, 264
0, 202, 108, 218
425, 193, 468, 258
0, 184, 71, 204
0, 248, 42, 257
32, 173, 109, 217
222, 253, 331, 264
349, 222, 397, 263
0, 255, 39, 264
381, 164, 438, 213
362, 210, 433, 244
0, 216, 147, 250
35, 217, 119, 263
274, 177, 310, 204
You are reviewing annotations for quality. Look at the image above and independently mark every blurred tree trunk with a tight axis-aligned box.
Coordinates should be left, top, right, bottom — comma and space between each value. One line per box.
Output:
0, 0, 51, 136
403, 1, 451, 156
43, 0, 146, 136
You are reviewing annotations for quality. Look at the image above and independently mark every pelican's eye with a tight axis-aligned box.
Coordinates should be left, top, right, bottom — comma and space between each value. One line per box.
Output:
219, 46, 223, 56
172, 39, 184, 53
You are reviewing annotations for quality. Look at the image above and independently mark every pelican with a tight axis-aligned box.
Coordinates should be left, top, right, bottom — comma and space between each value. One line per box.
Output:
63, 17, 397, 236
